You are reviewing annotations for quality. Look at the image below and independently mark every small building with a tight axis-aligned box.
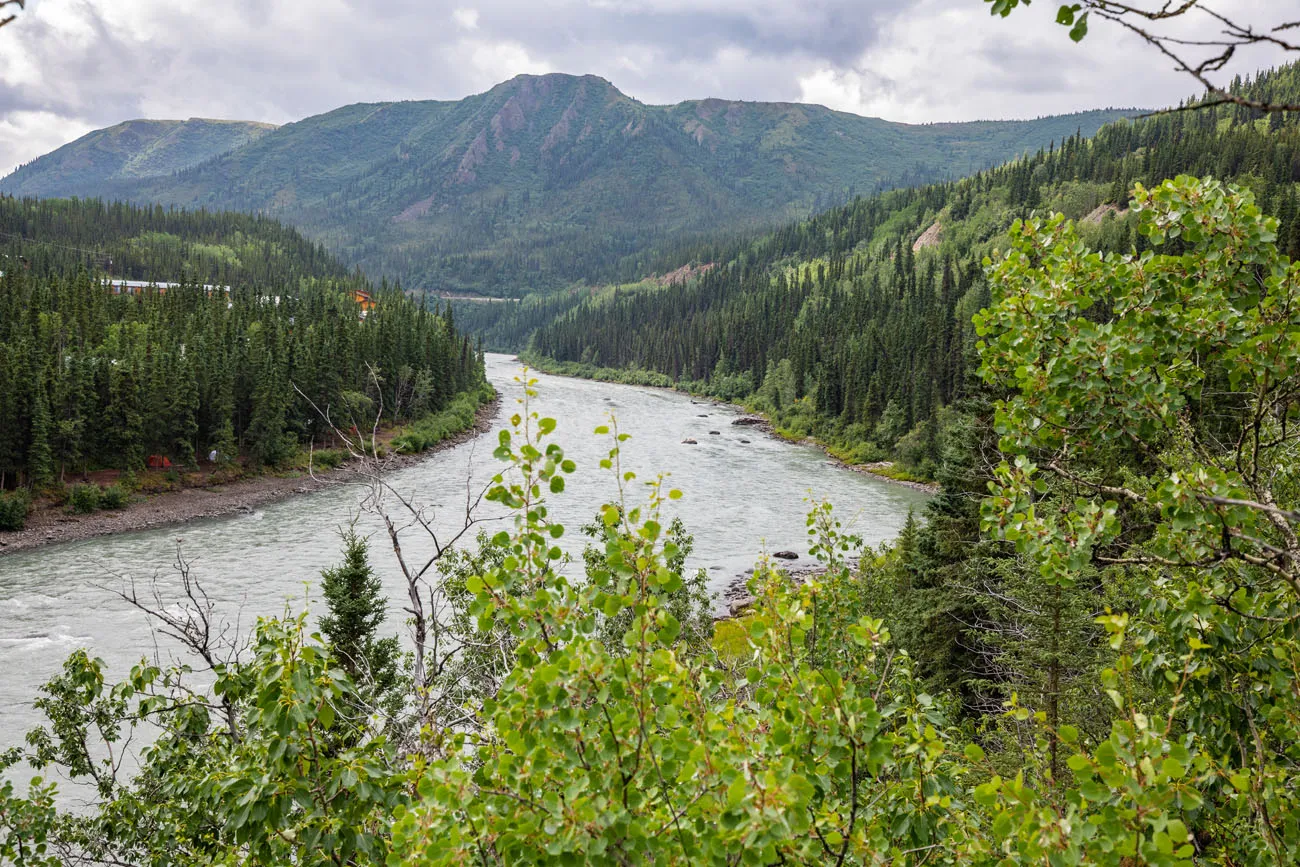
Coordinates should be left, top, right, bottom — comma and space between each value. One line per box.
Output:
104, 277, 229, 296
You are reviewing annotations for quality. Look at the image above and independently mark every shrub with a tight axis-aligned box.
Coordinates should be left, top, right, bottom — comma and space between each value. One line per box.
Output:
310, 448, 348, 470
0, 491, 30, 531
99, 484, 131, 510
68, 483, 101, 514
391, 389, 486, 455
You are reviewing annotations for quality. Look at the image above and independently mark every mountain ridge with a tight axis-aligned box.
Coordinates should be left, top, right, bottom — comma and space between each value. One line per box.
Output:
2, 118, 279, 194
1, 73, 1142, 293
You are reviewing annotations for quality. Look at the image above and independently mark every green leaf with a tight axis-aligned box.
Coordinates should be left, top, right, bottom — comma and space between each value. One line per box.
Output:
1069, 12, 1088, 41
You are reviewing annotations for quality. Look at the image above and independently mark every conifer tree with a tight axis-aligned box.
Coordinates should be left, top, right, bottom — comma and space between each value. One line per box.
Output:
27, 380, 54, 489
319, 531, 402, 723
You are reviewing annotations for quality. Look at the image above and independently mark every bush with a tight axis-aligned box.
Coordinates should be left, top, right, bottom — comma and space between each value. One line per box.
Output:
99, 484, 131, 510
67, 483, 102, 514
391, 388, 488, 455
309, 448, 348, 470
0, 491, 30, 531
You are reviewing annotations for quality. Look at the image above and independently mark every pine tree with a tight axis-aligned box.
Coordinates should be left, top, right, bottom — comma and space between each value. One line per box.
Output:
28, 379, 55, 489
319, 531, 402, 721
170, 354, 200, 465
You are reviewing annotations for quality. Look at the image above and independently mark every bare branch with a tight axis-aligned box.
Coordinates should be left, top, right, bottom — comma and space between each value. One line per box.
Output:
1028, 1, 1300, 114
0, 1, 25, 30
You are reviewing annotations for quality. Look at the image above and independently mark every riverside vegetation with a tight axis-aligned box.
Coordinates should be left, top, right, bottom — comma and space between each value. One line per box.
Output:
524, 64, 1300, 482
0, 197, 488, 531
3, 176, 1300, 864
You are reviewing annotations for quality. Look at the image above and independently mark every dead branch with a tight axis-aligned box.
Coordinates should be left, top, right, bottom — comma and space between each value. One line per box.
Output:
1035, 1, 1300, 113
0, 1, 24, 30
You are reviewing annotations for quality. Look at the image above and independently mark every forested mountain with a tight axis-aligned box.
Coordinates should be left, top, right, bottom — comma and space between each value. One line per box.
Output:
0, 197, 484, 492
0, 73, 1137, 294
0, 195, 348, 287
529, 64, 1300, 477
1, 118, 277, 194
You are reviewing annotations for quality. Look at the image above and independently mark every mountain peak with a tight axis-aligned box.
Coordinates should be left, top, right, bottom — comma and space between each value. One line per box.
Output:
486, 72, 628, 104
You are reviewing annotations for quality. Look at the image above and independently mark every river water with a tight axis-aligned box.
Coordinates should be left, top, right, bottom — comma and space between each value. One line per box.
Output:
0, 353, 927, 764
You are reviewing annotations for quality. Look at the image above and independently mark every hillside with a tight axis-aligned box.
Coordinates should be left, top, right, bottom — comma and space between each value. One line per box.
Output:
0, 74, 1138, 294
0, 193, 485, 496
1, 118, 278, 195
526, 64, 1300, 477
0, 195, 350, 287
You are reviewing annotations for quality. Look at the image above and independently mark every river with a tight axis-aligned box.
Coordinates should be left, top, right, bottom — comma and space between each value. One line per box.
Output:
0, 353, 928, 766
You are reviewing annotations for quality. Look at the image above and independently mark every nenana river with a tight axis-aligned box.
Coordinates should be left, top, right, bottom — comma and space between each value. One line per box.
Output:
0, 353, 928, 768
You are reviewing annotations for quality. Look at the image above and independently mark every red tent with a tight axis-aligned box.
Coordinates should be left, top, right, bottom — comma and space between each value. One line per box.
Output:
146, 455, 172, 469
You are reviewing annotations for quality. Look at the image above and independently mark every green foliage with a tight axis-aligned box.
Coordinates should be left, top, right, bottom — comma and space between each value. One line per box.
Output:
0, 490, 29, 531
308, 448, 348, 470
66, 483, 101, 514
98, 484, 130, 510
318, 531, 402, 722
0, 754, 57, 866
0, 198, 486, 482
389, 383, 494, 455
975, 175, 1300, 862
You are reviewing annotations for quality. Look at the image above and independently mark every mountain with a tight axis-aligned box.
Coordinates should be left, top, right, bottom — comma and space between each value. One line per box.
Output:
1, 118, 278, 195
0, 74, 1138, 295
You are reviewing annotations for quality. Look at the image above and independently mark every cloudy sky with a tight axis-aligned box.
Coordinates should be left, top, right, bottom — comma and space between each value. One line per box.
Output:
0, 0, 1290, 174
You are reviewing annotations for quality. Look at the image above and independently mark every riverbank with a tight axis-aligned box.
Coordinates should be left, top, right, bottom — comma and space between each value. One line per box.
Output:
522, 354, 940, 495
0, 394, 502, 556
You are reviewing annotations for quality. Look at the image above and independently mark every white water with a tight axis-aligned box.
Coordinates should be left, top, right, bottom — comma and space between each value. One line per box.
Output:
0, 354, 928, 762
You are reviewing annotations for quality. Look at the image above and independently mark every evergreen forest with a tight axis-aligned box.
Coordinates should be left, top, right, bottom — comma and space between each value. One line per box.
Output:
0, 197, 486, 499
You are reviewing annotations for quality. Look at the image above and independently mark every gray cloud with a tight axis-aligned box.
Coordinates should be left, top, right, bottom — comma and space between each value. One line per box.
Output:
0, 0, 1291, 174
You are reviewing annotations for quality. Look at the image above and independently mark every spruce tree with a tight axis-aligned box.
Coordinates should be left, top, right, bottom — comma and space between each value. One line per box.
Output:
28, 379, 55, 489
319, 531, 401, 722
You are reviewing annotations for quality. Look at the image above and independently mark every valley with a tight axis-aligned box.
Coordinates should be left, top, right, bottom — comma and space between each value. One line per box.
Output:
3, 3, 1300, 859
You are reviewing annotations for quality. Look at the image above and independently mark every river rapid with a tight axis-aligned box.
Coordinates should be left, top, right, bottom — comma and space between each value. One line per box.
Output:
0, 353, 928, 762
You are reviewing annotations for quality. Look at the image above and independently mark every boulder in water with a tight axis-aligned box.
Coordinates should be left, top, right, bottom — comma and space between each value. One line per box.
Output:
681, 438, 698, 445
773, 551, 799, 560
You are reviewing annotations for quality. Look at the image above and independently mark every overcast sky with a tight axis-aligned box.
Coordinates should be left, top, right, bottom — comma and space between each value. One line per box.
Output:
0, 0, 1290, 175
